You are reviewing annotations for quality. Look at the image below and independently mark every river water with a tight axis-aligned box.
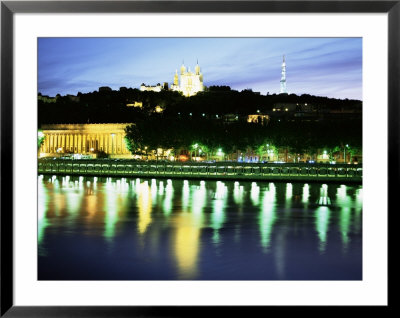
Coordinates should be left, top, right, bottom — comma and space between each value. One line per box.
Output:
38, 175, 362, 280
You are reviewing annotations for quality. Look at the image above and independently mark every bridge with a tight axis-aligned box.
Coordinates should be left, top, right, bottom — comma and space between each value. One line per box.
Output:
38, 159, 362, 183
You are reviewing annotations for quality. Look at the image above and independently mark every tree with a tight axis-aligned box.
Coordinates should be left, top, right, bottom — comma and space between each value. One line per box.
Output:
124, 126, 145, 156
38, 131, 45, 149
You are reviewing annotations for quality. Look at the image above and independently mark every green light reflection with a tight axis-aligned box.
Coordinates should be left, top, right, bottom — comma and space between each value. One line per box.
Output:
302, 184, 310, 204
66, 184, 84, 219
339, 207, 351, 250
250, 182, 260, 206
354, 187, 363, 234
315, 206, 331, 253
182, 180, 190, 210
151, 179, 158, 205
38, 177, 50, 247
355, 187, 363, 212
317, 184, 331, 205
233, 181, 244, 205
286, 183, 293, 201
259, 183, 277, 252
191, 182, 207, 216
336, 185, 351, 206
211, 181, 227, 244
158, 181, 164, 196
104, 180, 120, 240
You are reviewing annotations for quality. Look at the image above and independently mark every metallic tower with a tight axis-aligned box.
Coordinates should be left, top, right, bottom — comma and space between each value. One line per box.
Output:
280, 55, 287, 94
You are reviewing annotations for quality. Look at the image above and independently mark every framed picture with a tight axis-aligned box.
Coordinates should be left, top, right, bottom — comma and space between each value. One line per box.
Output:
1, 0, 395, 316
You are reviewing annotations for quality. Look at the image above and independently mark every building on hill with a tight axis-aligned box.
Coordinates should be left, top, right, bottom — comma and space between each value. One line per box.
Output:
126, 101, 143, 108
170, 61, 204, 97
247, 114, 270, 126
140, 82, 168, 92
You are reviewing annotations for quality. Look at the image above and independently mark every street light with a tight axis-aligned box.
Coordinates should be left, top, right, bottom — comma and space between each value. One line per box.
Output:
217, 148, 224, 161
344, 144, 349, 164
193, 143, 198, 161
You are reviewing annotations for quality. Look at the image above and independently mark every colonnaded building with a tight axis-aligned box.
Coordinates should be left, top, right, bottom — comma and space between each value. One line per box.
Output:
140, 61, 204, 97
39, 124, 132, 158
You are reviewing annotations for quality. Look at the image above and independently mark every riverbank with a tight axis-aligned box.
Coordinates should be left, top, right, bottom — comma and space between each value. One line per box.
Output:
38, 159, 362, 183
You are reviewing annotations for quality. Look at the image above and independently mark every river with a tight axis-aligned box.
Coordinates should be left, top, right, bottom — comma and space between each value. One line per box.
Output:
38, 175, 362, 280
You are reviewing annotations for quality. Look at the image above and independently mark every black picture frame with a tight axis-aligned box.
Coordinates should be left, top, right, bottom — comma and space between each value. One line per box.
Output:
1, 0, 395, 316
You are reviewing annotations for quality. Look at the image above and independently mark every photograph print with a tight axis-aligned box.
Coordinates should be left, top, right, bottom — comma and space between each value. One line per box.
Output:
37, 37, 362, 280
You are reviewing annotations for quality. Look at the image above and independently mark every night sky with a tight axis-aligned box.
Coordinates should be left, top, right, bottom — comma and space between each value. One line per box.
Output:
38, 37, 362, 100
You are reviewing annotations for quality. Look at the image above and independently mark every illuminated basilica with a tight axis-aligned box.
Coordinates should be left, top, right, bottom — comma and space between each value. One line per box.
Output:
170, 61, 204, 97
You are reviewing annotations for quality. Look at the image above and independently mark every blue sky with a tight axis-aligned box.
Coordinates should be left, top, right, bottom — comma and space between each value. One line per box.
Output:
38, 38, 362, 100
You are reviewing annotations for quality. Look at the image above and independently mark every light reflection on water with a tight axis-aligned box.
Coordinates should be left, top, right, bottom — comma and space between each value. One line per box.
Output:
38, 176, 362, 280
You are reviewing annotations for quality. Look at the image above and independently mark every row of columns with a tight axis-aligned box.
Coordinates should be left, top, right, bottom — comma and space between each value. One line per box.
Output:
40, 132, 130, 155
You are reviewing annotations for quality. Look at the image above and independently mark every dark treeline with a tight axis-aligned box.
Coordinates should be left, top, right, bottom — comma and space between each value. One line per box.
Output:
38, 87, 362, 125
124, 116, 362, 158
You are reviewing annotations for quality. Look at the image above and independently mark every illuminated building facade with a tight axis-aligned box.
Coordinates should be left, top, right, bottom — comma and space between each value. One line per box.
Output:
247, 114, 270, 126
39, 123, 131, 158
171, 62, 204, 97
140, 82, 168, 92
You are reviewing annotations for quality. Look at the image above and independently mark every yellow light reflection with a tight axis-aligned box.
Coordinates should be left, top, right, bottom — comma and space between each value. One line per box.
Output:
137, 181, 152, 235
85, 189, 98, 219
173, 214, 202, 279
172, 183, 206, 279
